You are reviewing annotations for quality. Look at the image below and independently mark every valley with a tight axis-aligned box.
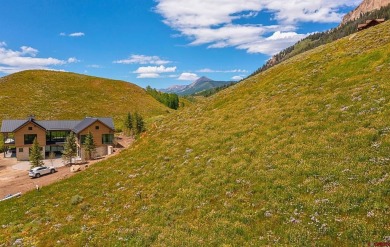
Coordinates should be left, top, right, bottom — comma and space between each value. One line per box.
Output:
0, 19, 389, 246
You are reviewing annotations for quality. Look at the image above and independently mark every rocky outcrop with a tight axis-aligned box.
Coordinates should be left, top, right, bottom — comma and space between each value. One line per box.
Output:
341, 0, 390, 25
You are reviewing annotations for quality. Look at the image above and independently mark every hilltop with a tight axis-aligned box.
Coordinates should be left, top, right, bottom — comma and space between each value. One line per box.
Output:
0, 21, 389, 246
0, 70, 170, 126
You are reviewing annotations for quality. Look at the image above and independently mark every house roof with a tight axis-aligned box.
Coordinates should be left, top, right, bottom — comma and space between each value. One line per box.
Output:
73, 117, 115, 134
358, 19, 386, 30
1, 117, 115, 133
37, 120, 81, 131
0, 120, 28, 132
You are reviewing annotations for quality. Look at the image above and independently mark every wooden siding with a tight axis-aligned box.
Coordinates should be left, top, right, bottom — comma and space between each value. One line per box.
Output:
78, 121, 114, 147
14, 122, 46, 147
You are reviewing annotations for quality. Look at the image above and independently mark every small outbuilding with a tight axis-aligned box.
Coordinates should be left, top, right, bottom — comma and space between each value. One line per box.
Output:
357, 19, 385, 31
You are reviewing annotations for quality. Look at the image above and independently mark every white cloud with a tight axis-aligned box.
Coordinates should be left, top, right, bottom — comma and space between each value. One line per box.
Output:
178, 72, 199, 81
67, 57, 80, 63
155, 0, 360, 54
133, 65, 176, 79
137, 73, 160, 78
69, 32, 85, 37
114, 54, 170, 65
87, 64, 102, 68
60, 32, 85, 37
198, 68, 248, 73
232, 75, 244, 81
0, 43, 73, 74
134, 65, 176, 74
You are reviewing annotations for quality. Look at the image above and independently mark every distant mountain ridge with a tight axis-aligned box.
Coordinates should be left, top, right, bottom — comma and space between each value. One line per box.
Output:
161, 76, 233, 95
341, 0, 390, 25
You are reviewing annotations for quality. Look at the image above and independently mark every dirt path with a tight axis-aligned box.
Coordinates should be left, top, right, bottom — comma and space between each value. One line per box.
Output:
0, 134, 133, 199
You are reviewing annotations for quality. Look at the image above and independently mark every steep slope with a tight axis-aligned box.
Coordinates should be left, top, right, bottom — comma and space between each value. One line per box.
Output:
0, 70, 170, 126
341, 0, 390, 25
249, 2, 390, 80
0, 22, 389, 246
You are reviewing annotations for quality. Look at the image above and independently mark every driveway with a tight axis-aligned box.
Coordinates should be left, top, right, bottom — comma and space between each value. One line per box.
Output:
12, 158, 66, 171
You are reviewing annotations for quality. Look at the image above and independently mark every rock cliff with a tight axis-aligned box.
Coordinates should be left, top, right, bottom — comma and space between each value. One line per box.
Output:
341, 0, 390, 25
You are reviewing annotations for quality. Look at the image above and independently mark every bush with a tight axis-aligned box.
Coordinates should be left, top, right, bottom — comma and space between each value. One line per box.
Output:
70, 195, 83, 205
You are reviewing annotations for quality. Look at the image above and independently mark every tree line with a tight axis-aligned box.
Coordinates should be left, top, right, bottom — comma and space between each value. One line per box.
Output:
146, 86, 179, 110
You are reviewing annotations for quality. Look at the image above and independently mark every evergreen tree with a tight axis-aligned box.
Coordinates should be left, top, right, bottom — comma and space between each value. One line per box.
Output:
124, 112, 133, 136
29, 137, 44, 168
62, 132, 77, 165
83, 131, 96, 160
135, 112, 145, 135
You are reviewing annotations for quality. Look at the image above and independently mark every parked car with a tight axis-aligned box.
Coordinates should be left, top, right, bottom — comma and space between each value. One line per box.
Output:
29, 166, 57, 178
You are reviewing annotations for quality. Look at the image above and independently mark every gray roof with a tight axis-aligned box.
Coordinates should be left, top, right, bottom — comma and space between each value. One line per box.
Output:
73, 117, 114, 134
1, 117, 115, 133
0, 120, 28, 132
37, 120, 80, 131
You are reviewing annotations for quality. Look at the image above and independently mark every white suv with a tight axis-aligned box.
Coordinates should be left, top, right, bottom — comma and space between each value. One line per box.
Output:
29, 166, 56, 178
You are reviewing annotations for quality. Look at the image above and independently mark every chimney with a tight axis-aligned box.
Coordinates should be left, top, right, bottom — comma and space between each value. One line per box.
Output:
27, 114, 35, 121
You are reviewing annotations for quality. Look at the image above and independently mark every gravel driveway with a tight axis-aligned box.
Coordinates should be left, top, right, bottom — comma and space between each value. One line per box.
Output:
12, 158, 66, 171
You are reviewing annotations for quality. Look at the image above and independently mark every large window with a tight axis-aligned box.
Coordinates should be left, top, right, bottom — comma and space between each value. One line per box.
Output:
46, 131, 69, 144
24, 134, 37, 145
102, 134, 114, 144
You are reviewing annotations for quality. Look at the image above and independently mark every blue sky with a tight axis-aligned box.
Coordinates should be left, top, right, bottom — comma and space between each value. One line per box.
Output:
0, 0, 360, 88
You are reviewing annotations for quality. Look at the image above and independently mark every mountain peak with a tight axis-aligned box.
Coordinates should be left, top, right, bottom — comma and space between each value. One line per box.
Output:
341, 0, 390, 25
194, 76, 213, 84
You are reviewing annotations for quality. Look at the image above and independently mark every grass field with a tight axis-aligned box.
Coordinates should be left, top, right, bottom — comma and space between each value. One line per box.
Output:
0, 70, 170, 151
0, 22, 389, 246
0, 70, 170, 126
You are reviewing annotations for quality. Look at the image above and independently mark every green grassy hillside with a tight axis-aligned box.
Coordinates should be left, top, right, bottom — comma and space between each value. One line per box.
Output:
0, 22, 389, 246
0, 70, 170, 126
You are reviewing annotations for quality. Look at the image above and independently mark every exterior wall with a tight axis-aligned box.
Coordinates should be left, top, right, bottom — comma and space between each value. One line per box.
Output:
14, 122, 46, 147
77, 120, 114, 161
14, 122, 46, 161
78, 121, 114, 146
16, 146, 45, 161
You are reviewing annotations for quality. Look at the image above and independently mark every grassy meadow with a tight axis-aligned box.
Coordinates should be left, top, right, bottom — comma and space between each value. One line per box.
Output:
0, 22, 390, 246
0, 70, 170, 126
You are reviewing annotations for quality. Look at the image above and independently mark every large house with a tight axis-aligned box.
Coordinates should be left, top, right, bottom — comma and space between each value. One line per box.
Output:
1, 116, 115, 161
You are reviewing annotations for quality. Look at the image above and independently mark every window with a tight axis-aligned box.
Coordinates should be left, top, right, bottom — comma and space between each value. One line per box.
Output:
102, 134, 114, 144
24, 134, 37, 145
19, 148, 23, 152
95, 126, 100, 130
80, 135, 87, 144
46, 131, 69, 143
28, 127, 33, 130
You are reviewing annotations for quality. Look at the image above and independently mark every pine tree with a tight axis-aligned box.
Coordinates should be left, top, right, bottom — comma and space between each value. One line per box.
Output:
29, 137, 44, 168
62, 132, 77, 165
124, 112, 133, 136
83, 131, 96, 160
135, 112, 145, 135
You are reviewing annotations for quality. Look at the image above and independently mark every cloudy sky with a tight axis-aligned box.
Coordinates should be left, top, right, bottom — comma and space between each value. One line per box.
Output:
0, 0, 361, 88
